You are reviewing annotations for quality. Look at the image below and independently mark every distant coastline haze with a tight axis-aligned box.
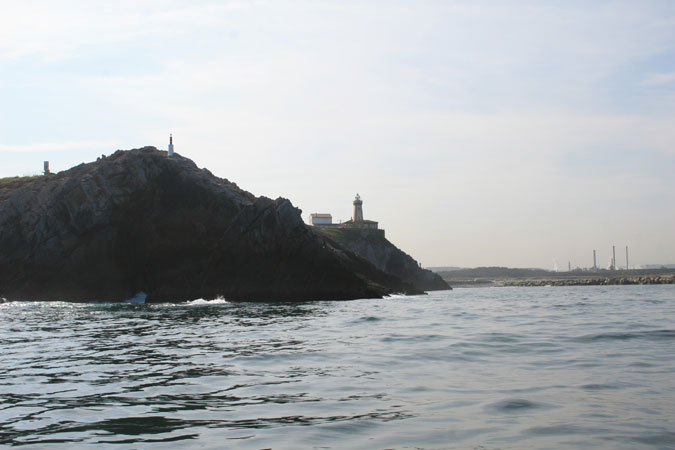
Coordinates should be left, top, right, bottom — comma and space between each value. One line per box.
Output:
1, 1, 673, 268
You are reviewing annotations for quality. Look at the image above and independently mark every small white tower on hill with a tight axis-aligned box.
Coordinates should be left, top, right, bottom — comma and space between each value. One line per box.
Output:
168, 134, 174, 156
353, 193, 363, 222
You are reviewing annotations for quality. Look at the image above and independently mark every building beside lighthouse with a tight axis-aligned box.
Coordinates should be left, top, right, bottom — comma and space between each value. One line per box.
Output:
309, 213, 334, 226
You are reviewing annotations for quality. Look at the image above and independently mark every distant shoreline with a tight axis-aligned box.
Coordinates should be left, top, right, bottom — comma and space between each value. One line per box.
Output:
436, 267, 675, 288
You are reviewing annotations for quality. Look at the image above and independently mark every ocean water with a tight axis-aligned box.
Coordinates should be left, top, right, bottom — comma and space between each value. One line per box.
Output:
1, 285, 674, 449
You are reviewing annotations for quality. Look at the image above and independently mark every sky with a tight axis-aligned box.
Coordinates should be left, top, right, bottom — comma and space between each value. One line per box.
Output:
1, 0, 674, 269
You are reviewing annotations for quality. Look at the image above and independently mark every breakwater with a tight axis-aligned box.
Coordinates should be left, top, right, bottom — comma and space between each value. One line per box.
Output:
501, 275, 675, 287
439, 267, 675, 289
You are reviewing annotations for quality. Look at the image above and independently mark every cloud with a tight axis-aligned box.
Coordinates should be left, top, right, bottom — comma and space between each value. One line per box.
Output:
2, 0, 674, 267
0, 1, 249, 61
640, 72, 675, 86
0, 140, 119, 153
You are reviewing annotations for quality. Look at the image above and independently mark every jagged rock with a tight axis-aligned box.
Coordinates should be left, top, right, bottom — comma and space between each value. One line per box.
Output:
0, 147, 418, 302
314, 228, 450, 291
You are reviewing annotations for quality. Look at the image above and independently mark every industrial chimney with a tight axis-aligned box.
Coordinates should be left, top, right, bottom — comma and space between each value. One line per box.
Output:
626, 246, 629, 270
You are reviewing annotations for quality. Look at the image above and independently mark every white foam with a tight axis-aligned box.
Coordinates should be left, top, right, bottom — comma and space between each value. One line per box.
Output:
124, 292, 147, 304
186, 297, 229, 305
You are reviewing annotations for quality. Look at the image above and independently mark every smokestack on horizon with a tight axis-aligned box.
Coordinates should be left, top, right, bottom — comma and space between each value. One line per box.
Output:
612, 245, 616, 271
593, 250, 597, 271
626, 246, 629, 270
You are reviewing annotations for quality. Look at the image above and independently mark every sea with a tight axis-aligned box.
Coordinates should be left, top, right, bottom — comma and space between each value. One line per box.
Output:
1, 285, 674, 449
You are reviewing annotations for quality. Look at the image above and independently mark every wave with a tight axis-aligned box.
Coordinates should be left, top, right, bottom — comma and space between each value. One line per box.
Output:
487, 398, 550, 413
123, 292, 147, 304
186, 297, 229, 306
574, 329, 675, 342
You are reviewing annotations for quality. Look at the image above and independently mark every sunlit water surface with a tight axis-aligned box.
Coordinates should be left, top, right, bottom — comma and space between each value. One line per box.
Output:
1, 286, 675, 449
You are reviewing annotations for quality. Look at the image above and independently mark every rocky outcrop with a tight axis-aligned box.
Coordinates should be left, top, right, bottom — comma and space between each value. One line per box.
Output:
314, 228, 450, 291
0, 147, 418, 302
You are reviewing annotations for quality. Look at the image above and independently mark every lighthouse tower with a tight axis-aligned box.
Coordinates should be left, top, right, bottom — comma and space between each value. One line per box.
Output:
168, 134, 174, 156
353, 193, 363, 222
340, 193, 380, 232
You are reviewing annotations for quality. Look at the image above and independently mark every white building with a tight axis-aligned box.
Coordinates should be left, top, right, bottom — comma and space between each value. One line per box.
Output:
310, 213, 333, 226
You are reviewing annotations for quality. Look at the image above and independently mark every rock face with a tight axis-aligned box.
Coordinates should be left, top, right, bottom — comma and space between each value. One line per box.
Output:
314, 228, 450, 291
0, 147, 418, 302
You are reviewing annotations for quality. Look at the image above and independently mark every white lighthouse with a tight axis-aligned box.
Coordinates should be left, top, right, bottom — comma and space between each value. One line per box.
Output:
341, 194, 380, 232
168, 134, 174, 156
353, 193, 363, 222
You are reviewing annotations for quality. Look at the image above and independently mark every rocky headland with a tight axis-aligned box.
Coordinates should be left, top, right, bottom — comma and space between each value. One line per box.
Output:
0, 147, 421, 302
314, 228, 450, 292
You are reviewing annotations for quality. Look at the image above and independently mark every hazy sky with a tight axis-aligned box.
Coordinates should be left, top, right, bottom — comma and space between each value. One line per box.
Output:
1, 0, 674, 269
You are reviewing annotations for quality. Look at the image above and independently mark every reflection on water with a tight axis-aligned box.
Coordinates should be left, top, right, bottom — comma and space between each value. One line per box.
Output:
1, 286, 675, 449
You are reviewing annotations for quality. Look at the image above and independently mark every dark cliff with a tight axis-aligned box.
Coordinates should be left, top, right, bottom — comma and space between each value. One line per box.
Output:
0, 147, 417, 302
314, 228, 450, 292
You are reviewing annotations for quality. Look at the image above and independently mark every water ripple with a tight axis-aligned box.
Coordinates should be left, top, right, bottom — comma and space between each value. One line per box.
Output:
573, 329, 675, 342
1, 285, 674, 448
